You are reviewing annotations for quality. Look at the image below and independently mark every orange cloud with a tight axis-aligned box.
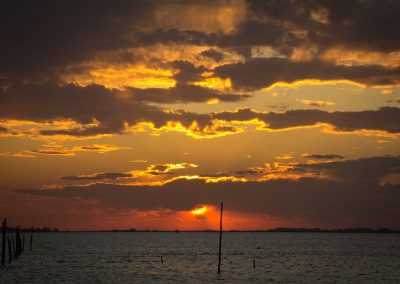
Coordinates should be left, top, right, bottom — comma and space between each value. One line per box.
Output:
321, 47, 400, 68
381, 89, 394, 95
190, 205, 208, 216
262, 79, 366, 91
297, 99, 335, 107
275, 154, 293, 160
153, 0, 246, 34
0, 143, 130, 158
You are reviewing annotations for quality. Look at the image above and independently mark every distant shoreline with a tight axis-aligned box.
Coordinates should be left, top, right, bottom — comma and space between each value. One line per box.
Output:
6, 227, 400, 233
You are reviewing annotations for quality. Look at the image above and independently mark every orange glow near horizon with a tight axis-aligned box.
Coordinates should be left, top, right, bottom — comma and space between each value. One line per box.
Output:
190, 205, 208, 216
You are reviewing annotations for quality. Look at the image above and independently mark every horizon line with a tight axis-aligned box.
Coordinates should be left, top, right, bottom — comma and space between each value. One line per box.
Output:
6, 227, 400, 233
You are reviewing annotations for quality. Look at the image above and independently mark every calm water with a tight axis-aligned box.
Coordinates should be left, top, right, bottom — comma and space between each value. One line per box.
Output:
1, 232, 400, 283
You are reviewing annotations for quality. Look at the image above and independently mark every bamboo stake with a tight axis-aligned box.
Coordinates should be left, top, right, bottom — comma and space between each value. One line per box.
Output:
217, 202, 223, 274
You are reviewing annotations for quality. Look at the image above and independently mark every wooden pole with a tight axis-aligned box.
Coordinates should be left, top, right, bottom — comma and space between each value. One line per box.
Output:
217, 202, 223, 274
30, 233, 33, 251
161, 256, 163, 264
7, 237, 12, 263
253, 259, 255, 268
17, 226, 21, 258
15, 226, 19, 258
15, 227, 17, 258
1, 218, 6, 266
12, 236, 16, 260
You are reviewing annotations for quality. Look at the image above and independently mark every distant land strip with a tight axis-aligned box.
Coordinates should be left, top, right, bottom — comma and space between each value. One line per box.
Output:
4, 227, 400, 233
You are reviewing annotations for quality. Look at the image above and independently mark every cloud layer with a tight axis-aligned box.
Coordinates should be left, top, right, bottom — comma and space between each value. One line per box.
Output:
1, 82, 399, 138
16, 156, 400, 228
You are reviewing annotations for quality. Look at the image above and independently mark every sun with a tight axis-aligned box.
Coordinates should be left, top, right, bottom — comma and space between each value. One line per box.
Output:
190, 205, 208, 216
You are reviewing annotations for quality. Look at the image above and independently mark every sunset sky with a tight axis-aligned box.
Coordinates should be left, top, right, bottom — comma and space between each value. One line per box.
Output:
0, 0, 399, 230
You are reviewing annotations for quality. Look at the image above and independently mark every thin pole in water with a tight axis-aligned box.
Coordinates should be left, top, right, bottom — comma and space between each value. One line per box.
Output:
8, 237, 12, 263
12, 236, 16, 260
1, 218, 6, 266
30, 233, 33, 251
15, 226, 20, 258
217, 202, 223, 274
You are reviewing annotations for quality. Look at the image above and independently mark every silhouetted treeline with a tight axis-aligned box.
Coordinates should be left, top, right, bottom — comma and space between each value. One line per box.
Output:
264, 227, 399, 233
4, 227, 399, 233
3, 227, 58, 232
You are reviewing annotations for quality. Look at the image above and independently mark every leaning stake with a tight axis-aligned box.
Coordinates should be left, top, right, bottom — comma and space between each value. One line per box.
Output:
217, 202, 223, 274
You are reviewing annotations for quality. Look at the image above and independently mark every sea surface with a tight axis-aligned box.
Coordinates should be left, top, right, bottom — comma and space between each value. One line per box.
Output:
1, 232, 400, 283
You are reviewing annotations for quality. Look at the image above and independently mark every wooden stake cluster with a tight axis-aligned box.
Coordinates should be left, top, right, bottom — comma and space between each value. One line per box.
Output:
1, 218, 32, 267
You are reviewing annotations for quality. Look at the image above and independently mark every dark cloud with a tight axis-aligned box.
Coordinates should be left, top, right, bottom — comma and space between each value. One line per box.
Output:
247, 0, 400, 53
16, 156, 400, 228
314, 0, 400, 52
302, 153, 344, 160
0, 0, 398, 101
200, 167, 265, 178
128, 83, 249, 104
133, 15, 293, 55
135, 28, 215, 46
1, 81, 399, 137
199, 49, 224, 62
214, 57, 400, 90
80, 145, 105, 151
61, 172, 132, 181
294, 156, 400, 183
170, 61, 207, 83
145, 164, 176, 176
0, 0, 156, 78
134, 21, 291, 59
0, 82, 150, 135
146, 171, 175, 176
0, 82, 226, 136
31, 149, 69, 156
0, 126, 9, 133
214, 107, 400, 134
134, 0, 400, 57
0, 80, 247, 125
1, 0, 399, 83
